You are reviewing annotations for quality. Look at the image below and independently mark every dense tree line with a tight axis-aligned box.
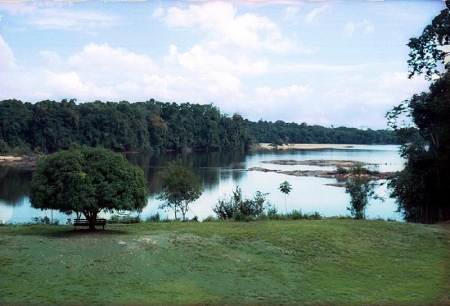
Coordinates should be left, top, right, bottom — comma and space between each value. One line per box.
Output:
0, 99, 253, 153
1, 98, 396, 154
248, 120, 397, 145
387, 2, 450, 223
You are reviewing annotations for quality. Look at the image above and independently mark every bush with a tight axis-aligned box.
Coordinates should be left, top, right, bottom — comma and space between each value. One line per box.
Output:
146, 213, 161, 222
212, 186, 269, 221
109, 212, 141, 224
202, 215, 217, 222
31, 216, 60, 225
288, 210, 303, 220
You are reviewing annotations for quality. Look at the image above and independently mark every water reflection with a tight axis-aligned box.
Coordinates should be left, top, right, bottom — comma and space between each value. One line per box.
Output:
0, 145, 404, 223
0, 166, 32, 206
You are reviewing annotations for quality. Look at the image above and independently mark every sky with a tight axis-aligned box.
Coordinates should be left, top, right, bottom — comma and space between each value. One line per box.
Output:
0, 0, 446, 129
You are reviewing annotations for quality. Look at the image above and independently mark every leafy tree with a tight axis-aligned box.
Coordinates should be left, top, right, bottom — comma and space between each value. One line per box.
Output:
157, 159, 203, 220
386, 4, 450, 223
278, 181, 292, 213
212, 186, 269, 221
344, 164, 381, 220
29, 147, 148, 230
387, 72, 450, 223
407, 2, 450, 80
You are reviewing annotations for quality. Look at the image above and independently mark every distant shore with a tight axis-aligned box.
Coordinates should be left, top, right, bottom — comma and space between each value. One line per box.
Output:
0, 155, 39, 169
0, 144, 360, 168
258, 143, 357, 150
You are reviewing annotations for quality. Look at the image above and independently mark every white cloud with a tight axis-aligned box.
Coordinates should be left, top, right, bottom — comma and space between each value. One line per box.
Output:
167, 44, 267, 75
67, 43, 157, 83
305, 4, 329, 23
162, 2, 295, 53
283, 6, 300, 22
39, 50, 62, 67
0, 2, 37, 16
27, 6, 119, 30
152, 7, 165, 19
0, 35, 16, 73
344, 20, 374, 36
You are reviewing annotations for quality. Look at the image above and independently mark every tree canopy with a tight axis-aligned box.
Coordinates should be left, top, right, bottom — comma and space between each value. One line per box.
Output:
157, 159, 203, 220
407, 2, 450, 80
387, 72, 450, 223
29, 146, 148, 230
0, 98, 397, 155
387, 3, 450, 223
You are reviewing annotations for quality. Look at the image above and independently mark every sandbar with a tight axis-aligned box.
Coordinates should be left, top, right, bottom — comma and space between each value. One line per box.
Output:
258, 143, 357, 150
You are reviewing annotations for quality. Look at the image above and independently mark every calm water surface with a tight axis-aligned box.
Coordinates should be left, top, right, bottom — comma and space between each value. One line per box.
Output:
0, 145, 405, 223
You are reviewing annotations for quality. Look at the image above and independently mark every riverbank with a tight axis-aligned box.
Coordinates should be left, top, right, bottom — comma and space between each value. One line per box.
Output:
249, 159, 395, 181
0, 220, 448, 305
0, 154, 40, 169
258, 143, 358, 150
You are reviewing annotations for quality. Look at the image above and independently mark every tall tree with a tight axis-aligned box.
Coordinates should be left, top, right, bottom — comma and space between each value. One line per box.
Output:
30, 147, 148, 230
387, 3, 450, 223
407, 2, 450, 80
278, 181, 292, 214
344, 164, 381, 220
157, 159, 203, 220
387, 72, 450, 223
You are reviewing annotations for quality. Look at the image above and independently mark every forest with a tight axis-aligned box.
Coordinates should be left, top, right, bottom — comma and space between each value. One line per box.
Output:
0, 98, 397, 154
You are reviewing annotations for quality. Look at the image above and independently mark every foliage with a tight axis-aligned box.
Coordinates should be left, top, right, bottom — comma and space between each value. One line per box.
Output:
406, 2, 450, 80
342, 164, 382, 220
248, 120, 398, 145
278, 181, 292, 213
109, 212, 141, 224
145, 212, 161, 222
212, 186, 269, 221
29, 146, 148, 230
30, 216, 59, 225
157, 159, 203, 221
387, 72, 450, 223
0, 99, 398, 155
386, 4, 450, 223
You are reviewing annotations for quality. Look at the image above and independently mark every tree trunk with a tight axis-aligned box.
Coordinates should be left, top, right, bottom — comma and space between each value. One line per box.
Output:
84, 211, 97, 231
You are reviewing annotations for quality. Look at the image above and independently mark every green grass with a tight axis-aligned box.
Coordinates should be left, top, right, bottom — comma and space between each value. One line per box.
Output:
0, 220, 449, 305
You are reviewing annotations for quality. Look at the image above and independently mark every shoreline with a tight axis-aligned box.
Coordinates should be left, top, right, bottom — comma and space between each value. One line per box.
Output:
0, 155, 40, 170
258, 143, 358, 150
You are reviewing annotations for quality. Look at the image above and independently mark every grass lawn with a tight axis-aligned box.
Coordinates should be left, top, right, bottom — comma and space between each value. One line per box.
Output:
0, 219, 449, 305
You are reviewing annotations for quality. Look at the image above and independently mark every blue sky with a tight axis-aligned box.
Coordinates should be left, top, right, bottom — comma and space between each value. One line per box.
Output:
0, 0, 446, 129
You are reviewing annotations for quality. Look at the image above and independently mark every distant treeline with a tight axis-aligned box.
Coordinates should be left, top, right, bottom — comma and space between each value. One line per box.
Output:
0, 99, 397, 154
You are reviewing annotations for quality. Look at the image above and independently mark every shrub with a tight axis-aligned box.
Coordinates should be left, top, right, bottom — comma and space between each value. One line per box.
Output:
287, 210, 304, 220
212, 186, 269, 221
202, 215, 217, 222
31, 216, 59, 225
109, 212, 141, 224
146, 213, 161, 222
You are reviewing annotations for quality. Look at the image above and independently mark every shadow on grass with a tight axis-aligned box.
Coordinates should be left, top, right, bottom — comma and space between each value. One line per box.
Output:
3, 225, 130, 238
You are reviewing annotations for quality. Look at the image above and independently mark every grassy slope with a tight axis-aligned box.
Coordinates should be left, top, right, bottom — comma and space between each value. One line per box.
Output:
0, 220, 449, 306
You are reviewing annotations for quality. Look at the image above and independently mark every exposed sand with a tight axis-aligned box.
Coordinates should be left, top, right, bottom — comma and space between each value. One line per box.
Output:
258, 143, 357, 150
0, 156, 23, 162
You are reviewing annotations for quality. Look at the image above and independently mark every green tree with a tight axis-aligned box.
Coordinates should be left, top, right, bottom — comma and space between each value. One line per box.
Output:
387, 72, 450, 223
212, 186, 269, 221
278, 181, 292, 213
386, 3, 450, 223
29, 147, 148, 230
406, 2, 450, 80
157, 159, 203, 220
344, 164, 381, 220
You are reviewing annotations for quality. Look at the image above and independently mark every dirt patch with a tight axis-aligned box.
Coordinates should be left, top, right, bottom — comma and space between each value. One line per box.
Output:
0, 155, 40, 170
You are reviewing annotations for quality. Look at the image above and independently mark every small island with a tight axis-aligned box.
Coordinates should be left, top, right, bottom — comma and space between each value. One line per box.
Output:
248, 159, 395, 183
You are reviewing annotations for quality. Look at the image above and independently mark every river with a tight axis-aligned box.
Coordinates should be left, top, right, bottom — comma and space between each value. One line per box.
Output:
0, 145, 405, 223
